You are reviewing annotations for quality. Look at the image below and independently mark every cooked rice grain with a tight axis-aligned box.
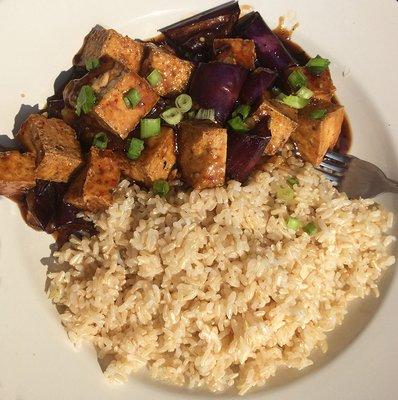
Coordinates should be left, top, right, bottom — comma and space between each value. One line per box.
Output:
49, 152, 395, 395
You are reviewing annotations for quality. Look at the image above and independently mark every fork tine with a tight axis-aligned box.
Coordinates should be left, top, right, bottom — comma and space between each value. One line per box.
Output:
325, 151, 350, 164
319, 159, 346, 174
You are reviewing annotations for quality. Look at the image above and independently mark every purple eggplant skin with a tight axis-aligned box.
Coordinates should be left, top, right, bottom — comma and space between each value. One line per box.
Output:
240, 67, 278, 106
226, 132, 269, 182
233, 12, 297, 71
190, 62, 248, 123
159, 1, 240, 62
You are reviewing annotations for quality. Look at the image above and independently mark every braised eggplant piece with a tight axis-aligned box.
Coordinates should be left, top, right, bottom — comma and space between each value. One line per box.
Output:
226, 132, 269, 182
159, 1, 240, 62
240, 67, 278, 105
189, 62, 247, 123
233, 12, 297, 71
213, 38, 256, 70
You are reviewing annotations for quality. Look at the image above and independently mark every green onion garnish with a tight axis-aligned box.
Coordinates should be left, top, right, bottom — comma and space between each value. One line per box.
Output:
187, 110, 196, 119
227, 116, 250, 133
277, 186, 294, 202
146, 69, 163, 87
303, 222, 318, 235
288, 69, 308, 90
123, 88, 141, 109
232, 104, 251, 120
310, 109, 328, 120
75, 85, 96, 116
140, 118, 161, 139
286, 217, 300, 231
152, 180, 170, 197
296, 87, 314, 100
195, 108, 215, 122
161, 107, 183, 126
85, 58, 100, 71
286, 176, 299, 187
92, 132, 108, 149
127, 138, 145, 160
306, 55, 331, 76
280, 95, 309, 109
175, 94, 193, 113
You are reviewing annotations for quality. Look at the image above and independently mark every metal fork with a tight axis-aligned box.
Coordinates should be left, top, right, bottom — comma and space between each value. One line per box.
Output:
317, 151, 398, 199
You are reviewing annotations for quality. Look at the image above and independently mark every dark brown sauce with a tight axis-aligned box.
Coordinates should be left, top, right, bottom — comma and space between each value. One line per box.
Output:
274, 24, 352, 154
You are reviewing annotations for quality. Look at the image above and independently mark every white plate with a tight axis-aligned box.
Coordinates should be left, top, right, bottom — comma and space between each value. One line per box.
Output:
0, 0, 397, 399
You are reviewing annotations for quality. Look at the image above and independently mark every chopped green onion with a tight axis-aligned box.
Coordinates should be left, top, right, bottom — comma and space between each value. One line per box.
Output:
161, 107, 183, 126
306, 55, 331, 76
303, 222, 318, 235
75, 85, 96, 116
175, 94, 193, 113
286, 217, 300, 231
277, 186, 294, 202
227, 116, 250, 133
276, 92, 288, 101
85, 58, 100, 71
310, 108, 328, 120
187, 110, 196, 119
286, 176, 299, 187
232, 104, 251, 120
140, 118, 161, 139
123, 88, 141, 109
92, 132, 108, 149
146, 69, 163, 87
153, 180, 170, 197
127, 138, 145, 160
296, 86, 314, 100
280, 95, 309, 109
195, 108, 215, 122
288, 69, 308, 90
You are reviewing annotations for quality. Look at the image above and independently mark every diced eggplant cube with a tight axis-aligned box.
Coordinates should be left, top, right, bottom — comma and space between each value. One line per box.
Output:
292, 100, 344, 165
250, 98, 298, 155
178, 121, 227, 189
213, 38, 256, 70
121, 126, 176, 185
141, 44, 194, 97
285, 66, 335, 101
73, 26, 145, 73
64, 148, 120, 211
90, 64, 159, 138
16, 114, 83, 182
0, 151, 36, 197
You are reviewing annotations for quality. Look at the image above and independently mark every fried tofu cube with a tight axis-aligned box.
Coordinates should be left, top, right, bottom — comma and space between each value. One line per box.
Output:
178, 121, 227, 189
64, 148, 121, 211
0, 151, 36, 197
141, 44, 194, 97
213, 38, 256, 70
121, 126, 176, 185
286, 66, 335, 101
90, 64, 159, 138
16, 114, 82, 182
73, 26, 145, 73
250, 98, 298, 155
292, 100, 345, 165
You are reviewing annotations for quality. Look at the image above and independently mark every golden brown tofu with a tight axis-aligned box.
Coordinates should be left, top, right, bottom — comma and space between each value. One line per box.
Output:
178, 121, 227, 189
286, 66, 335, 101
91, 64, 159, 138
0, 151, 36, 197
250, 98, 298, 155
73, 26, 145, 73
16, 114, 82, 182
292, 100, 345, 165
141, 44, 194, 97
64, 148, 121, 211
213, 38, 256, 70
121, 126, 176, 185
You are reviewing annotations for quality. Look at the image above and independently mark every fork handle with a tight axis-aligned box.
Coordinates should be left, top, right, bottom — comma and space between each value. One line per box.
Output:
383, 177, 398, 194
